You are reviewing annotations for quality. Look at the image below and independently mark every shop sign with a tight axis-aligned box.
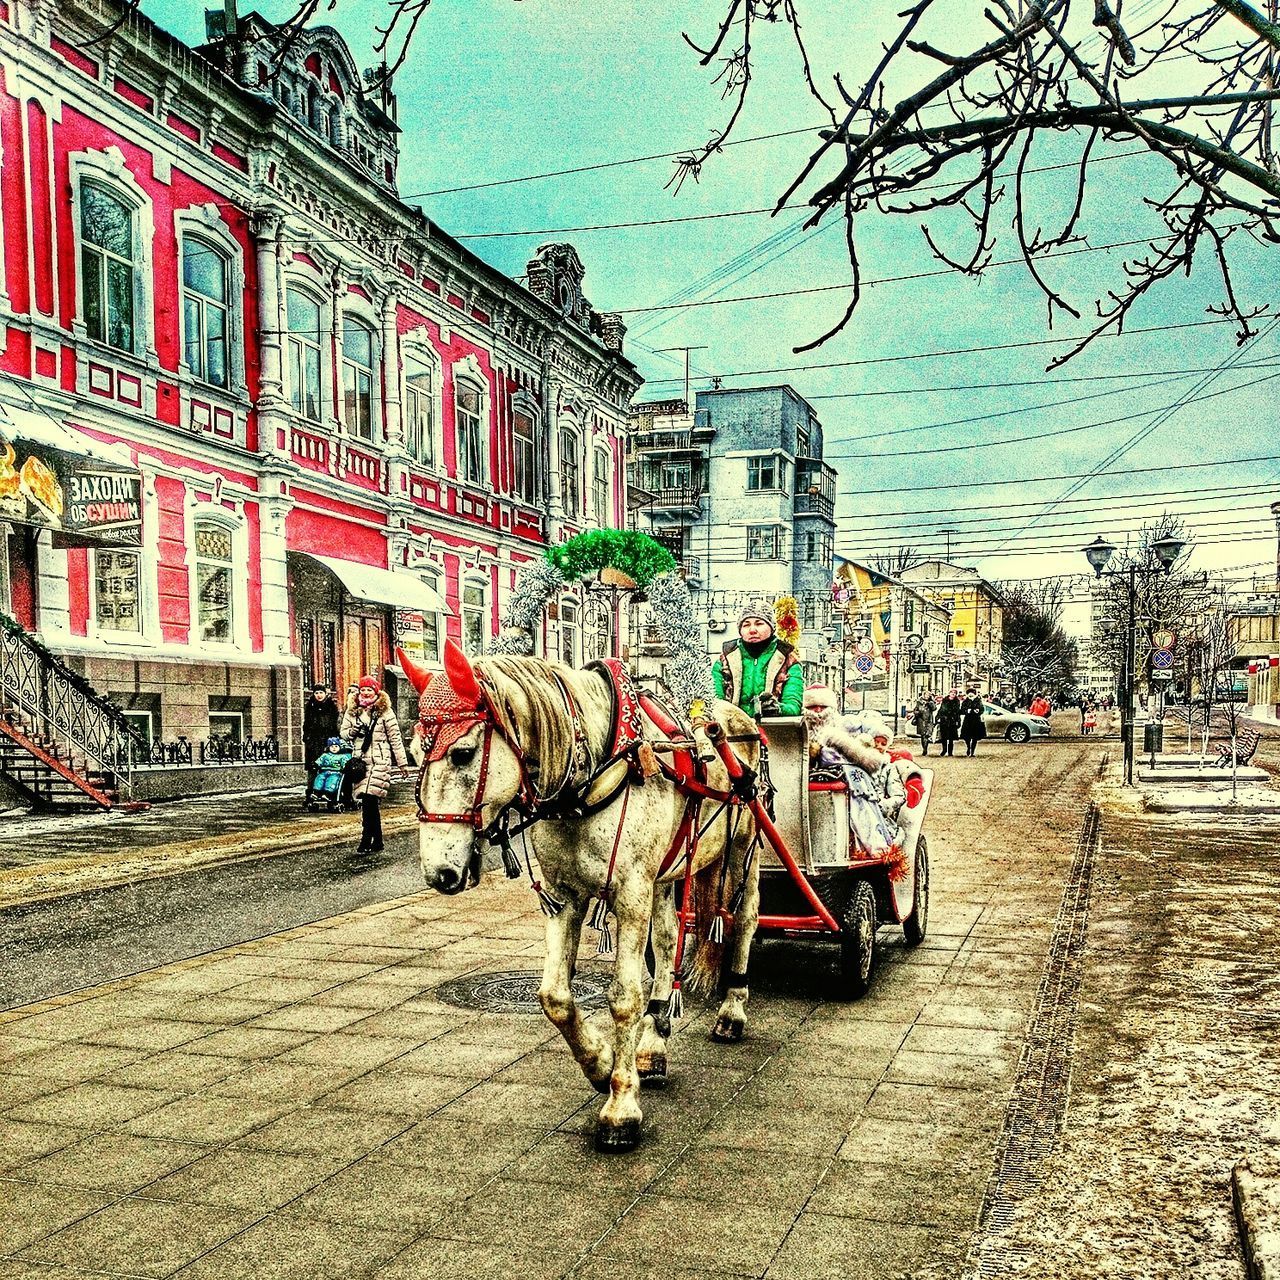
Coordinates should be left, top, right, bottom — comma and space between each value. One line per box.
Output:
0, 430, 141, 546
396, 608, 426, 661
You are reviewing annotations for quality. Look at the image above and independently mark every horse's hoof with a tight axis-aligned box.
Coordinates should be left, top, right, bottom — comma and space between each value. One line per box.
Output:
711, 1018, 745, 1043
594, 1118, 642, 1153
638, 1054, 668, 1088
589, 1074, 612, 1095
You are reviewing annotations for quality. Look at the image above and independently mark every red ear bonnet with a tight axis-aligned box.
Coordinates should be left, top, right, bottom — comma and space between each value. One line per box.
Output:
442, 638, 483, 709
396, 647, 434, 696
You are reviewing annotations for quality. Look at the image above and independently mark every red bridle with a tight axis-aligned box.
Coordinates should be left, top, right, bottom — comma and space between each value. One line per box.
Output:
414, 705, 499, 829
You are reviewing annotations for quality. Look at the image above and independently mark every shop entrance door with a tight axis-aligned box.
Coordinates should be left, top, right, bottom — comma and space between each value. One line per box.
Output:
342, 613, 386, 690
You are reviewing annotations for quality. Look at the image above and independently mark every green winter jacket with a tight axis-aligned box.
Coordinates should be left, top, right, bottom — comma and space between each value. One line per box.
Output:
712, 638, 805, 717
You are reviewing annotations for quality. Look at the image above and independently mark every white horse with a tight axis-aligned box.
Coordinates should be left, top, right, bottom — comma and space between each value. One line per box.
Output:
400, 640, 762, 1152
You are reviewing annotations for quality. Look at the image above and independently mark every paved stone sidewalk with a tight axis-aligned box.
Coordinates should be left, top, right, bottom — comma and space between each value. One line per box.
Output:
2, 738, 1100, 1279
0, 785, 417, 908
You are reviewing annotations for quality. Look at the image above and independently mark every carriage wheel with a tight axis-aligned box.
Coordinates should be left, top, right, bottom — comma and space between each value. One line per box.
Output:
902, 835, 930, 947
838, 881, 878, 1000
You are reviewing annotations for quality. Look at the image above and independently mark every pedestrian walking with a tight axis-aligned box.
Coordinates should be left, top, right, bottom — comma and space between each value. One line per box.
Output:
302, 682, 339, 799
936, 689, 962, 756
910, 693, 935, 756
1083, 702, 1097, 735
341, 675, 410, 854
959, 689, 987, 756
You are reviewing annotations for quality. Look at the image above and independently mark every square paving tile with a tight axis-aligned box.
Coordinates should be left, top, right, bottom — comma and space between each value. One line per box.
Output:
0, 1180, 112, 1253
183, 1027, 313, 1060
0, 1075, 68, 1114
502, 1130, 669, 1190
764, 1211, 945, 1278
652, 1145, 829, 1213
275, 1032, 419, 1072
81, 1019, 212, 1052
245, 1004, 372, 1034
432, 1080, 595, 1128
445, 1178, 636, 1250
699, 1104, 850, 1158
286, 1157, 462, 1229
208, 1059, 363, 1103
600, 1191, 795, 1274
8, 1082, 179, 1130
235, 1107, 413, 1159
121, 1093, 290, 1144
159, 997, 281, 1025
7, 1041, 151, 1083
806, 1156, 988, 1228
310, 1068, 472, 1116
142, 1146, 349, 1209
371, 1237, 571, 1280
0, 1120, 83, 1171
0, 1034, 59, 1066
13, 1133, 207, 1193
100, 1051, 247, 1092
901, 1023, 1012, 1058
882, 1048, 1014, 1091
171, 1206, 418, 1280
836, 1115, 988, 1167
16, 1193, 258, 1277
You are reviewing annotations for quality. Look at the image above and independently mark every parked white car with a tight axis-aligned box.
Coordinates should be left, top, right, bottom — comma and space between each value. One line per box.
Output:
982, 703, 1051, 744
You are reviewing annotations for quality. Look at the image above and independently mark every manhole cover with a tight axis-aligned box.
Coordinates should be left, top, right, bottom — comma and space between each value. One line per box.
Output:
434, 967, 612, 1015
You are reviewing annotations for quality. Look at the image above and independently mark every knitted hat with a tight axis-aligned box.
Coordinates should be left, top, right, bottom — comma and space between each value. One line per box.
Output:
739, 600, 774, 632
803, 685, 838, 712
311, 681, 329, 693
357, 676, 380, 693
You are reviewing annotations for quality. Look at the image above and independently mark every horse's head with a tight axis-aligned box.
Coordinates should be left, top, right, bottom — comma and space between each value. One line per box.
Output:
399, 640, 524, 895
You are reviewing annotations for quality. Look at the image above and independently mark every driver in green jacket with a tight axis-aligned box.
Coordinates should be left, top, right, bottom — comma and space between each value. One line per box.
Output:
712, 600, 805, 718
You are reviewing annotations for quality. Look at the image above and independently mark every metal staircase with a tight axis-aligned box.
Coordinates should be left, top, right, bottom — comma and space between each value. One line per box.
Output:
0, 615, 148, 811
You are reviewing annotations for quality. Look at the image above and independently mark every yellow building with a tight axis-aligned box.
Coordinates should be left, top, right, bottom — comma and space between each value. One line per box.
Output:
897, 561, 1004, 690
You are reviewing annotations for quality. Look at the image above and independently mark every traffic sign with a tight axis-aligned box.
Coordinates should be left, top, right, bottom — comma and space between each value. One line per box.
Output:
1151, 629, 1176, 651
1151, 669, 1173, 681
854, 636, 875, 656
853, 653, 875, 675
1151, 649, 1175, 670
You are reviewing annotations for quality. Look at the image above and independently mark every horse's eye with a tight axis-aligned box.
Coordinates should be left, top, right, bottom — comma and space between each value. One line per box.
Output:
449, 745, 478, 768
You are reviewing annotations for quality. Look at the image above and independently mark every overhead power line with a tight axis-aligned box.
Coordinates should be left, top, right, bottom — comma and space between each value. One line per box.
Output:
638, 316, 1250, 386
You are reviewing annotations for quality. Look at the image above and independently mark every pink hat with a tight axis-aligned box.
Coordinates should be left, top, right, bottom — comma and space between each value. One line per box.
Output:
358, 676, 379, 692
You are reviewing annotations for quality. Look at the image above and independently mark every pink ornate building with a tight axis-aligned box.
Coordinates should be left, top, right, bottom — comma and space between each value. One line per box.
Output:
0, 0, 640, 772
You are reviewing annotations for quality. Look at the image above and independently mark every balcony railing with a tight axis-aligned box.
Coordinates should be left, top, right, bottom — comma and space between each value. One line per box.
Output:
794, 489, 835, 518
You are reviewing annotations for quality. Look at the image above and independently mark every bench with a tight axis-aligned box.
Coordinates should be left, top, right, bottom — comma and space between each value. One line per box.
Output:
1214, 727, 1261, 768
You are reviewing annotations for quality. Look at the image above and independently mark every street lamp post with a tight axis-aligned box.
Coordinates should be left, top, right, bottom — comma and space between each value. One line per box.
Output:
1082, 533, 1185, 786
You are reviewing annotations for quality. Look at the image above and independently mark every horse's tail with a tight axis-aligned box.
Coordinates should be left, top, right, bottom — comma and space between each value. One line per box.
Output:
684, 861, 726, 997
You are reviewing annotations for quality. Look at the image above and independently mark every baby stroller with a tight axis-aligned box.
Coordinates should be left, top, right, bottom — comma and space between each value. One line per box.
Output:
306, 737, 355, 812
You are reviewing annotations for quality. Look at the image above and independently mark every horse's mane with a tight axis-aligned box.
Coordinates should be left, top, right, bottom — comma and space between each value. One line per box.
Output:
475, 655, 602, 796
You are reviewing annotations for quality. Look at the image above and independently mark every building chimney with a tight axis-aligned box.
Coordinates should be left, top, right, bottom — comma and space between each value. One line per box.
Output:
598, 312, 627, 354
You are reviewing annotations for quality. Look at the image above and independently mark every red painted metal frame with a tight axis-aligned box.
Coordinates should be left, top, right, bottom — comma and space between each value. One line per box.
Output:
0, 717, 118, 809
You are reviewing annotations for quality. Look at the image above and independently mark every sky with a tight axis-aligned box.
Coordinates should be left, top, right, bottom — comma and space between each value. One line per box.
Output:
146, 0, 1280, 602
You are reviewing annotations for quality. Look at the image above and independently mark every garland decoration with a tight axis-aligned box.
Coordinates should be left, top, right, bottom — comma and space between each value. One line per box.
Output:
546, 529, 676, 589
773, 596, 801, 648
490, 531, 713, 713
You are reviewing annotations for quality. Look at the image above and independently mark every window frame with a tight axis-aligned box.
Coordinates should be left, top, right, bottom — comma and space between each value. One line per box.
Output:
746, 454, 788, 493
193, 517, 237, 646
284, 285, 325, 422
180, 234, 231, 389
513, 408, 539, 505
592, 447, 611, 528
746, 524, 784, 561
340, 313, 377, 441
92, 547, 144, 636
559, 425, 581, 517
79, 179, 138, 354
455, 377, 487, 487
403, 351, 438, 469
461, 574, 488, 657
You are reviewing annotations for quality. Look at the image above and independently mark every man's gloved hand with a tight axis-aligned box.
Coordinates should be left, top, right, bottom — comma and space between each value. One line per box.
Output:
758, 694, 781, 716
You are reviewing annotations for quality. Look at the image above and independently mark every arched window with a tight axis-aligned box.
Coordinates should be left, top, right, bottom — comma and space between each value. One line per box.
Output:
194, 519, 235, 643
341, 316, 375, 439
455, 379, 485, 485
80, 181, 137, 352
285, 288, 322, 420
404, 355, 435, 467
461, 576, 487, 656
513, 410, 538, 504
559, 426, 580, 516
592, 448, 611, 528
181, 237, 229, 388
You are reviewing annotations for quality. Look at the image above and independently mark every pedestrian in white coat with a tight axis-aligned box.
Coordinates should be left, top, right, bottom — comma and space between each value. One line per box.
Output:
341, 675, 410, 853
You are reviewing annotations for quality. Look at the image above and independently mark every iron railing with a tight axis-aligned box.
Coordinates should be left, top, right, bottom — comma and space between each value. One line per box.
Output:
143, 736, 282, 766
0, 615, 148, 797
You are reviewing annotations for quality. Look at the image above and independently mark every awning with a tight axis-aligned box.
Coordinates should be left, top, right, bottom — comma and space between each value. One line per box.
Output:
298, 552, 453, 616
0, 397, 142, 546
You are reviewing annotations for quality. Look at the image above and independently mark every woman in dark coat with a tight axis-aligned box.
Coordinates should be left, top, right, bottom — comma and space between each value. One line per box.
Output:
302, 683, 339, 795
959, 690, 987, 757
936, 690, 962, 756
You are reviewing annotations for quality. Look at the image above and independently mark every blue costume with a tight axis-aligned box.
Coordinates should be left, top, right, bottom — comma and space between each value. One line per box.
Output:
310, 737, 352, 803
